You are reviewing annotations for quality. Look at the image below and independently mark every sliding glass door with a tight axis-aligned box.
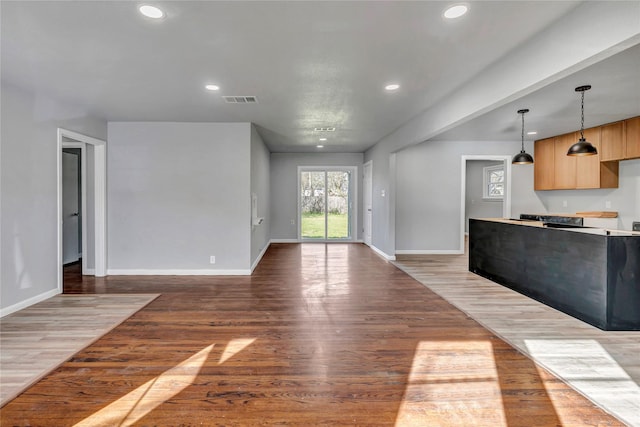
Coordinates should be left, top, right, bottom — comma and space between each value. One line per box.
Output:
300, 168, 353, 241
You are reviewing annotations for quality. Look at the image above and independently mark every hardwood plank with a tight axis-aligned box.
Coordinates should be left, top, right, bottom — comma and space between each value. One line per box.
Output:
0, 244, 626, 426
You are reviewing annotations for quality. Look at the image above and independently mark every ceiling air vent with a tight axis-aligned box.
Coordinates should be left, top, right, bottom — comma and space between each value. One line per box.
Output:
223, 96, 258, 104
314, 127, 336, 132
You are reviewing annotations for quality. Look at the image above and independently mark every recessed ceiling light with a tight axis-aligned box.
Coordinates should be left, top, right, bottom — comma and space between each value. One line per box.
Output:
385, 84, 400, 91
317, 145, 324, 148
527, 131, 538, 135
139, 5, 164, 19
319, 137, 327, 141
444, 4, 468, 19
205, 84, 220, 91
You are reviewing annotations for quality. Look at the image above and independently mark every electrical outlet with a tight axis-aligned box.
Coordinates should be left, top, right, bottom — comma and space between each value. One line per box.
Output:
209, 256, 216, 264
290, 219, 295, 225
562, 200, 568, 208
605, 200, 612, 209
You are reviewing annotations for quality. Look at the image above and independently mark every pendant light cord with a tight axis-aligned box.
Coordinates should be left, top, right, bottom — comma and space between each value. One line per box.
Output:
521, 111, 525, 151
580, 90, 585, 140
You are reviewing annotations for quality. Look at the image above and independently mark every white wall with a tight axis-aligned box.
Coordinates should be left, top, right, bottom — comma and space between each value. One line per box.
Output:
270, 153, 364, 241
395, 139, 640, 253
465, 160, 504, 233
1, 82, 107, 314
250, 125, 271, 268
107, 122, 252, 273
395, 140, 542, 252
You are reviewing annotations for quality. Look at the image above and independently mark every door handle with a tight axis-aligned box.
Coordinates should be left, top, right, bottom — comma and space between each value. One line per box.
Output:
71, 212, 79, 217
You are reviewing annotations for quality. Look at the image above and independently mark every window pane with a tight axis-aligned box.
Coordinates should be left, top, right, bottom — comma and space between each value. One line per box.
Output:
490, 170, 504, 183
489, 183, 504, 197
327, 171, 350, 239
301, 171, 325, 238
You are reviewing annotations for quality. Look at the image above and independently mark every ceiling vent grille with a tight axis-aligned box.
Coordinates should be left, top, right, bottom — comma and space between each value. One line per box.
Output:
314, 127, 336, 132
223, 96, 258, 104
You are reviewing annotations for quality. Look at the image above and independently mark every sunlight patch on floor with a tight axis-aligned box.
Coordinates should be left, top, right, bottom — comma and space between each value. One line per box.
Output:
218, 338, 256, 364
395, 340, 507, 427
525, 339, 640, 427
73, 344, 215, 427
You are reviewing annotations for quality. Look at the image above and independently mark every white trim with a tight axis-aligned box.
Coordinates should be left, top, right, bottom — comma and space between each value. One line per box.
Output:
396, 249, 464, 255
363, 160, 373, 246
107, 269, 251, 276
369, 244, 396, 261
251, 241, 271, 272
0, 289, 59, 318
460, 155, 512, 254
85, 269, 96, 275
270, 239, 300, 243
57, 128, 107, 295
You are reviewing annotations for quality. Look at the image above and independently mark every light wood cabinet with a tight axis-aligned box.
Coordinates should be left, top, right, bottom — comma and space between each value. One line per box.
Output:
576, 127, 601, 189
534, 128, 618, 190
533, 137, 555, 190
533, 116, 640, 191
600, 121, 625, 161
554, 132, 577, 189
625, 116, 640, 159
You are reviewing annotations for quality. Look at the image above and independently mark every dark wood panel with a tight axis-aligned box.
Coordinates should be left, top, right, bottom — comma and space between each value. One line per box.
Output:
469, 219, 640, 331
1, 243, 623, 426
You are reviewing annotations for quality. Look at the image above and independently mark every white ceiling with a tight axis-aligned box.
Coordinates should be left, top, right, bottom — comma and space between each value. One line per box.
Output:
2, 1, 638, 152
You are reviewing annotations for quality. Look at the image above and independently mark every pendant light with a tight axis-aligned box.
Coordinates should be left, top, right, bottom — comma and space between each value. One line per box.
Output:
512, 109, 534, 164
567, 85, 598, 156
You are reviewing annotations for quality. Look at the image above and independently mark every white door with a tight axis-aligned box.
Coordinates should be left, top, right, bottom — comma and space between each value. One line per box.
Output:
62, 151, 80, 264
363, 161, 372, 246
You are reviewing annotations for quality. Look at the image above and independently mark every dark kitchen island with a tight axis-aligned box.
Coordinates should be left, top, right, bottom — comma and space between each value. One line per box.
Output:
469, 218, 640, 331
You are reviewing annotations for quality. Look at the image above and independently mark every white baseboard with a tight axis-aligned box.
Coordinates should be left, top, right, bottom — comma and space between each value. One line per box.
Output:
83, 268, 96, 276
369, 244, 396, 261
107, 269, 252, 276
1, 288, 60, 317
396, 249, 464, 255
269, 239, 299, 243
251, 241, 271, 273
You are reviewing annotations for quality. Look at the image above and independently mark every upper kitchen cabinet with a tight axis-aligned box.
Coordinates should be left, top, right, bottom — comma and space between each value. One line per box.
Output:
600, 121, 625, 161
534, 127, 618, 191
553, 132, 577, 189
600, 116, 640, 161
625, 116, 640, 159
534, 137, 555, 190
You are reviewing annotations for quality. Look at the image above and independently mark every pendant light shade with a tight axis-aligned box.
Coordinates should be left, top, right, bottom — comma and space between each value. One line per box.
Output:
567, 85, 597, 156
513, 109, 534, 164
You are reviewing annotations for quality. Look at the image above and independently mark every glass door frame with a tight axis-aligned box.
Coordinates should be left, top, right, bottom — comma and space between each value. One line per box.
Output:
297, 166, 358, 242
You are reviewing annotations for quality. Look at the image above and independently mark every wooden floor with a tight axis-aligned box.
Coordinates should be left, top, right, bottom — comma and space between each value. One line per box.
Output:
394, 252, 640, 427
0, 243, 626, 426
0, 293, 159, 406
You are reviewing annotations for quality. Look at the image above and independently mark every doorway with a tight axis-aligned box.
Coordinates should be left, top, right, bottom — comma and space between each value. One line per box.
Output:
62, 148, 82, 267
298, 167, 357, 241
460, 155, 512, 253
57, 128, 107, 293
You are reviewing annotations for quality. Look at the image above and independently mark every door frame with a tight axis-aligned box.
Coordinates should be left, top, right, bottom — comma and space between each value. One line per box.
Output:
297, 166, 358, 242
460, 155, 512, 253
57, 128, 107, 292
363, 160, 372, 246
